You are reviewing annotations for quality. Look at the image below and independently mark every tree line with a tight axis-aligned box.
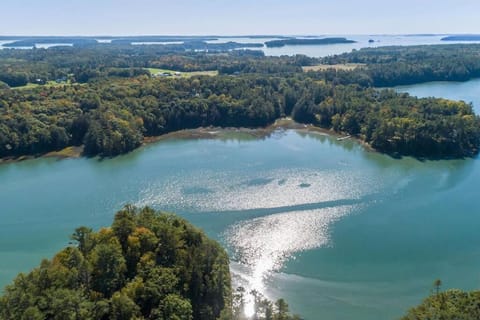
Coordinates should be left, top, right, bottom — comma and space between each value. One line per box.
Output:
1, 72, 479, 159
319, 44, 480, 86
402, 280, 480, 320
292, 83, 480, 158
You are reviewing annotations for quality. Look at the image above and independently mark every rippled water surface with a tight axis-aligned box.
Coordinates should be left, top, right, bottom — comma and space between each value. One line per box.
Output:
1, 80, 480, 319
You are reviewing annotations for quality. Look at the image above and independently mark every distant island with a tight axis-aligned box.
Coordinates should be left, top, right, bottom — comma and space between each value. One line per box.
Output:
1, 36, 263, 51
264, 37, 356, 47
441, 35, 480, 41
2, 37, 98, 47
0, 35, 220, 45
2, 36, 357, 49
0, 35, 292, 47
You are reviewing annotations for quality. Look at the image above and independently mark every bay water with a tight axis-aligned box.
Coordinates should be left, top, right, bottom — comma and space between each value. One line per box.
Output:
1, 80, 480, 319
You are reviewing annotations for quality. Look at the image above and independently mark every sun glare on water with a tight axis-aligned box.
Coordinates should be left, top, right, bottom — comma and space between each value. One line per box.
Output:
135, 165, 381, 315
227, 205, 357, 315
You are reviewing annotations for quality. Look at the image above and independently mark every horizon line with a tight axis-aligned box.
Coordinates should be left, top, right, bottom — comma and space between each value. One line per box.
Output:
0, 33, 475, 38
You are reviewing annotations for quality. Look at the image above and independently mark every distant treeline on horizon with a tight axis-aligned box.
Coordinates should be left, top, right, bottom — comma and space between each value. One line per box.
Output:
0, 35, 359, 48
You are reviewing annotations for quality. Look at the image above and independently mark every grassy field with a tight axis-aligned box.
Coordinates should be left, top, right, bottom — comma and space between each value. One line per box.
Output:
12, 80, 73, 90
146, 68, 218, 77
8, 68, 218, 90
302, 63, 366, 72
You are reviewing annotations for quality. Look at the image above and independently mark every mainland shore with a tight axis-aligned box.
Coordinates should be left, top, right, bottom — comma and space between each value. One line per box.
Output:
0, 118, 373, 165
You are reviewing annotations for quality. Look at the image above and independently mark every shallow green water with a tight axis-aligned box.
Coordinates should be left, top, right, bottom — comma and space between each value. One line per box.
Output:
1, 80, 480, 319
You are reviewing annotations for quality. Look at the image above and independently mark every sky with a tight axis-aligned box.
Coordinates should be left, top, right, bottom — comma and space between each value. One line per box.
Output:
1, 0, 480, 36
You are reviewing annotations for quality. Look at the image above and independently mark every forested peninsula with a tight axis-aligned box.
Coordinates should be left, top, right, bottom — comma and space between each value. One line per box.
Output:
1, 43, 480, 160
0, 206, 300, 320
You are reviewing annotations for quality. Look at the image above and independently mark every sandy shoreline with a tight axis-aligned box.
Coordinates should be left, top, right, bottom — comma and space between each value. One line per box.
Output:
0, 118, 374, 165
0, 146, 84, 165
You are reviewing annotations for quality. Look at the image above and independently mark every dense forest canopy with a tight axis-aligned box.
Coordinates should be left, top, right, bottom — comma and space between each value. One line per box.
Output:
0, 206, 230, 320
0, 206, 300, 320
1, 43, 480, 159
1, 73, 478, 159
402, 287, 480, 320
321, 44, 480, 86
2, 42, 480, 87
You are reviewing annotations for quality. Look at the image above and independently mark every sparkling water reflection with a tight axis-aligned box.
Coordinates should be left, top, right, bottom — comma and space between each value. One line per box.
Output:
226, 205, 358, 313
